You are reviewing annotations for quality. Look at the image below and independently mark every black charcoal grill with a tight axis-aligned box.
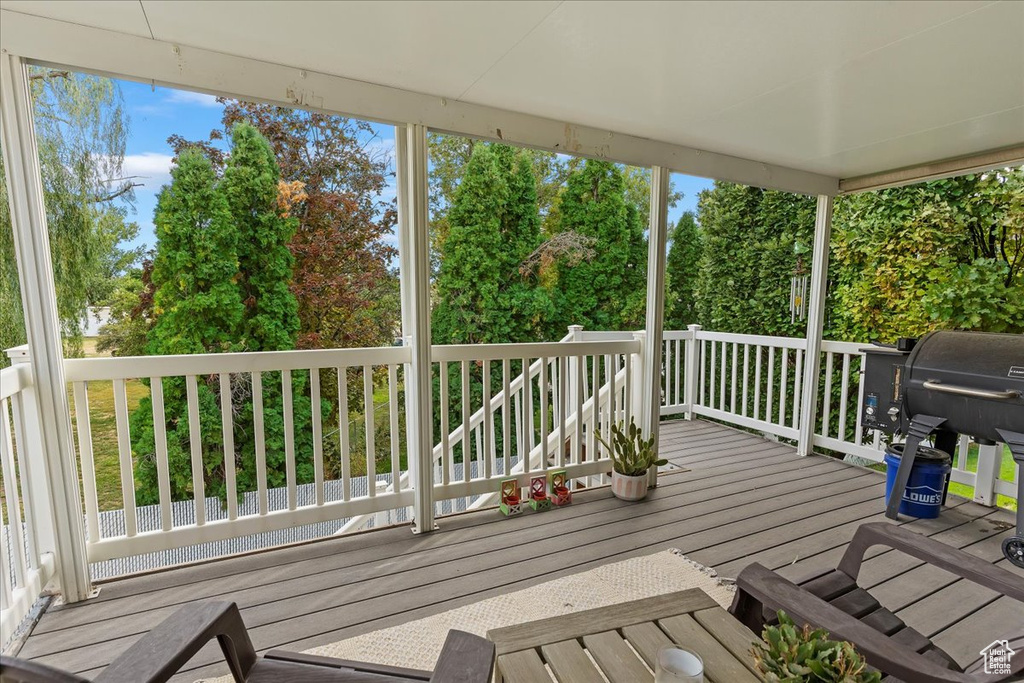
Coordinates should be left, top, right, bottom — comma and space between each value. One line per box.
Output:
861, 331, 1024, 567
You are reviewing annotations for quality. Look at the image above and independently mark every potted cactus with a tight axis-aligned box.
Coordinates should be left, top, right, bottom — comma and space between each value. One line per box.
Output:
752, 611, 881, 683
595, 418, 667, 501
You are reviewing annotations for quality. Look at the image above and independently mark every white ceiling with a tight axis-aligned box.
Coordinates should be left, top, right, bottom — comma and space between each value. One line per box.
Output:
2, 0, 1022, 180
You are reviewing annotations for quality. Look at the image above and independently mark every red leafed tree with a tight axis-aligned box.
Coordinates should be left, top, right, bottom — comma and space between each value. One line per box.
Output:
169, 99, 398, 350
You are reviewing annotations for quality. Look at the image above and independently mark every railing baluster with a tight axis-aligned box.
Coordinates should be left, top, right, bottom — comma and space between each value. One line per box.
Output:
252, 371, 268, 515
282, 369, 297, 511
439, 361, 450, 485
72, 381, 101, 541
539, 356, 549, 472
719, 342, 727, 412
337, 367, 351, 502
523, 357, 534, 473
792, 348, 803, 430
822, 353, 834, 439
853, 355, 867, 446
388, 364, 401, 488
9, 394, 39, 565
741, 344, 750, 417
0, 523, 12, 608
558, 355, 567, 468
573, 354, 583, 466
709, 341, 716, 409
674, 338, 682, 405
730, 342, 738, 414
753, 345, 762, 422
113, 378, 138, 536
482, 360, 493, 479
838, 354, 851, 443
184, 375, 205, 526
218, 373, 238, 520
310, 368, 323, 506
363, 365, 376, 497
607, 353, 617, 431
502, 359, 511, 472
618, 352, 626, 428
150, 377, 173, 529
664, 339, 672, 408
589, 356, 599, 460
1, 397, 27, 590
778, 349, 788, 426
699, 340, 706, 408
461, 359, 471, 482
766, 346, 775, 422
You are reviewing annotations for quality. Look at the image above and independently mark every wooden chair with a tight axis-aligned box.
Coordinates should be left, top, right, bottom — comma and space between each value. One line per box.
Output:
730, 522, 1024, 683
0, 601, 494, 683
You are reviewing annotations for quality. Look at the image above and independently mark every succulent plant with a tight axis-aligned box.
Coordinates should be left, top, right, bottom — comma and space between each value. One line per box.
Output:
752, 611, 881, 683
594, 418, 667, 476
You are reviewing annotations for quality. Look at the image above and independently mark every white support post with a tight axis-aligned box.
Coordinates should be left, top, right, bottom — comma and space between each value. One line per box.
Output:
642, 167, 671, 487
0, 52, 92, 601
797, 195, 834, 457
399, 123, 436, 533
973, 443, 1000, 507
684, 324, 701, 420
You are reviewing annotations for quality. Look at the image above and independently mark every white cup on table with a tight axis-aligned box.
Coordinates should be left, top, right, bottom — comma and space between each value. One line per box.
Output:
654, 645, 704, 683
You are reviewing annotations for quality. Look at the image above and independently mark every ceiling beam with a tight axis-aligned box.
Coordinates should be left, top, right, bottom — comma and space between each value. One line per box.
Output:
839, 143, 1024, 194
0, 9, 840, 197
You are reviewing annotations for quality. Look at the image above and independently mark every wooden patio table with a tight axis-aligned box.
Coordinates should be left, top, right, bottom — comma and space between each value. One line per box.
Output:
486, 588, 764, 683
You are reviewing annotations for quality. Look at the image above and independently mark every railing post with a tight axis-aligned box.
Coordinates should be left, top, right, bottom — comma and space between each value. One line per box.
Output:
397, 123, 436, 533
6, 346, 57, 580
973, 442, 1000, 507
642, 166, 671, 488
0, 53, 92, 601
797, 195, 834, 457
684, 325, 701, 420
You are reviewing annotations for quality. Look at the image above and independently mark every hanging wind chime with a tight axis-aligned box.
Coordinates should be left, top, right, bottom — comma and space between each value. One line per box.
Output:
790, 241, 809, 323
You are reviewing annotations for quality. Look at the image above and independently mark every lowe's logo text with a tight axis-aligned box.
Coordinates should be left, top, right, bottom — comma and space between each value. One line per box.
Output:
904, 486, 941, 505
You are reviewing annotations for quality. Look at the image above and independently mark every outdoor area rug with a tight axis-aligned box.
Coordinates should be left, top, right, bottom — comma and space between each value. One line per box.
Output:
198, 549, 735, 681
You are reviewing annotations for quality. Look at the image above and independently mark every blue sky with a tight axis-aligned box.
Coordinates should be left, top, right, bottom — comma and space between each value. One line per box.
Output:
117, 80, 712, 252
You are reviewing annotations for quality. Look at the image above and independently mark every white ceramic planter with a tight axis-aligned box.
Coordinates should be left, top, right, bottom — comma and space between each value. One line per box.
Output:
611, 470, 649, 501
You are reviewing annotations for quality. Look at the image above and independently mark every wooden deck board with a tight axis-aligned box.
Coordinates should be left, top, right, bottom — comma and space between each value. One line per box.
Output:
16, 419, 1018, 680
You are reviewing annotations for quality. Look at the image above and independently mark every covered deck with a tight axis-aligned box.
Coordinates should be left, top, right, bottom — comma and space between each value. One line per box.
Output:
17, 420, 1019, 682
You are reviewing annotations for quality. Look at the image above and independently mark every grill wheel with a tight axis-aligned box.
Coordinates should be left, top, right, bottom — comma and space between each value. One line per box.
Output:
1004, 536, 1024, 569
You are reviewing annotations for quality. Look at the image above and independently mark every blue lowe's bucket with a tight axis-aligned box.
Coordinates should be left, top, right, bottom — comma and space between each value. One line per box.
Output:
884, 443, 951, 519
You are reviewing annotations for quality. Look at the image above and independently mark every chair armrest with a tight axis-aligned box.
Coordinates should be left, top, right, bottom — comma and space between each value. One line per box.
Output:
95, 601, 257, 683
837, 523, 1024, 602
734, 563, 973, 683
429, 630, 495, 683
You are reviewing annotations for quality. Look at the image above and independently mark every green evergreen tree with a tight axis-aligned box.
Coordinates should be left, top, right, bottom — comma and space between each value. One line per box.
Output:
665, 211, 702, 329
550, 160, 647, 332
692, 182, 815, 336
432, 143, 507, 345
147, 149, 244, 355
132, 149, 244, 504
492, 145, 549, 342
222, 122, 300, 352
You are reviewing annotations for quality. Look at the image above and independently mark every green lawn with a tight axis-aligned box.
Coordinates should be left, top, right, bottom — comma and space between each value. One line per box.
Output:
948, 443, 1018, 511
71, 379, 148, 512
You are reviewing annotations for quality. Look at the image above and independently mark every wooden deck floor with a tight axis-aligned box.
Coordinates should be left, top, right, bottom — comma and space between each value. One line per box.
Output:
16, 419, 1021, 681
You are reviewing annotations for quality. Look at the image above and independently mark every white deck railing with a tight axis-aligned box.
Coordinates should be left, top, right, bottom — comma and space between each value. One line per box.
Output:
659, 328, 1017, 505
2, 325, 1015, 599
1, 360, 56, 643
63, 346, 414, 563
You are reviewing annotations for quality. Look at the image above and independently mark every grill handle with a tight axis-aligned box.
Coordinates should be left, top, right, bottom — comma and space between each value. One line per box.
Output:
922, 380, 1021, 401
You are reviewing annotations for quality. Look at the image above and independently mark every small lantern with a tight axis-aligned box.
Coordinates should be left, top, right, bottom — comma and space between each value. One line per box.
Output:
499, 478, 522, 516
528, 475, 552, 511
550, 469, 571, 506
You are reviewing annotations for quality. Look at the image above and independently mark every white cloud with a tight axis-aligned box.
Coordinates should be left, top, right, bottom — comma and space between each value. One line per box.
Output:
122, 152, 175, 190
165, 90, 222, 108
